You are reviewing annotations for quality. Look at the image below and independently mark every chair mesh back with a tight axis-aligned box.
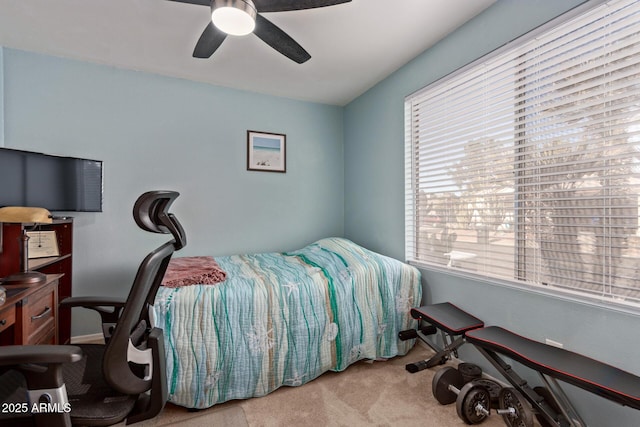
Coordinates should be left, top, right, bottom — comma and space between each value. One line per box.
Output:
102, 191, 186, 395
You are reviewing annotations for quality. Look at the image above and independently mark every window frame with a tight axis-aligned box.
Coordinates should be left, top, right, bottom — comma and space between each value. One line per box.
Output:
404, 0, 640, 315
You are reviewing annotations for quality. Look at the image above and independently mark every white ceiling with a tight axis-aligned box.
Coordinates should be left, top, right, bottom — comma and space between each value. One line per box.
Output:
0, 0, 496, 106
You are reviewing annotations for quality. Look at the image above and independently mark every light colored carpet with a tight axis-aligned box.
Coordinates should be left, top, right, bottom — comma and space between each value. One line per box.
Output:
117, 400, 248, 427
124, 344, 515, 426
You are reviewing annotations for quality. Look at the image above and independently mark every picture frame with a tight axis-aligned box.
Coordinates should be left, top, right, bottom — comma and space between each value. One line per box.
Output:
26, 230, 60, 258
247, 130, 286, 173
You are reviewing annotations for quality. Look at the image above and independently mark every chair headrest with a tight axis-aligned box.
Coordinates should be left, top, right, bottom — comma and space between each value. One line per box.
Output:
133, 191, 186, 250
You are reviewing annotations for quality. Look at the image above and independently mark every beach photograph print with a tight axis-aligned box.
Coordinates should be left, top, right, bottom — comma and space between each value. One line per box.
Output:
247, 130, 286, 173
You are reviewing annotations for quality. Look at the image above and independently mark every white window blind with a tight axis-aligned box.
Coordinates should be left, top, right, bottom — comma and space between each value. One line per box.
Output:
405, 0, 640, 306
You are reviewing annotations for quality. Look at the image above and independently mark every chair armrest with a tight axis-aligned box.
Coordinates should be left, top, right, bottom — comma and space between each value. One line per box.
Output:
60, 297, 126, 343
60, 296, 126, 309
0, 345, 82, 366
60, 296, 126, 324
0, 345, 82, 427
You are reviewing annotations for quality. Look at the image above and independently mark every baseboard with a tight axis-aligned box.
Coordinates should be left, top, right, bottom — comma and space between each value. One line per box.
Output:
70, 333, 104, 344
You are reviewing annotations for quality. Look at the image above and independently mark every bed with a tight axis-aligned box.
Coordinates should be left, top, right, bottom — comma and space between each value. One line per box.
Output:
151, 237, 422, 409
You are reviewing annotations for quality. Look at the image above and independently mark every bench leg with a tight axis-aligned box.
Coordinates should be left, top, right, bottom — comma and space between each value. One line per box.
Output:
475, 346, 582, 427
539, 375, 587, 427
406, 334, 466, 373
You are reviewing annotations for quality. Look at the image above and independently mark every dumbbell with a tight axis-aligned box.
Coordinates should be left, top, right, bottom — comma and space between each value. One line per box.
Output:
432, 367, 534, 426
432, 366, 492, 425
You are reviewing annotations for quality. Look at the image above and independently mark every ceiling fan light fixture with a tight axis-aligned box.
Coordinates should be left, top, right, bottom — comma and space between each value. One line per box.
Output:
211, 0, 257, 36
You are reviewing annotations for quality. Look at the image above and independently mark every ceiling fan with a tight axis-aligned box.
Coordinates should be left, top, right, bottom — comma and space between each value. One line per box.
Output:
167, 0, 353, 64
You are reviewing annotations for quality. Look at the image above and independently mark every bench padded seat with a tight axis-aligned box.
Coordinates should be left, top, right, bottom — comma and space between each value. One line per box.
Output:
410, 302, 484, 335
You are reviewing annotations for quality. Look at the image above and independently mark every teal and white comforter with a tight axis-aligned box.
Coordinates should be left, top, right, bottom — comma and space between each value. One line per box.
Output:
152, 237, 422, 409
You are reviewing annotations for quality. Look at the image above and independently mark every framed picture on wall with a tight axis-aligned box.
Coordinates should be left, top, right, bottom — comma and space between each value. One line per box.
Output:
247, 130, 286, 173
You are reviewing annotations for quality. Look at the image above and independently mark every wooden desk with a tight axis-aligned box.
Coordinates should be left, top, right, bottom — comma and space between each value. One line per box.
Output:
0, 219, 73, 344
0, 274, 60, 345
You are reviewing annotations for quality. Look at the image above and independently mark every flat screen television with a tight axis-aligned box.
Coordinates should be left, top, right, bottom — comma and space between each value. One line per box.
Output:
0, 148, 103, 212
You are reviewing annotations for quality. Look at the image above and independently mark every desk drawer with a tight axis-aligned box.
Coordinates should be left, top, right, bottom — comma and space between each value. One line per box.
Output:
23, 283, 57, 344
0, 305, 16, 334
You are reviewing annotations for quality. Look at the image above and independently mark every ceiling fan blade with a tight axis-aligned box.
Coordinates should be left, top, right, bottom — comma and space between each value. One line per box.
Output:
165, 0, 210, 6
253, 14, 310, 64
193, 22, 228, 58
253, 0, 351, 13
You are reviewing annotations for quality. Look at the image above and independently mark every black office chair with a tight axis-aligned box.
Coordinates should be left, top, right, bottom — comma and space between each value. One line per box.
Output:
0, 190, 186, 426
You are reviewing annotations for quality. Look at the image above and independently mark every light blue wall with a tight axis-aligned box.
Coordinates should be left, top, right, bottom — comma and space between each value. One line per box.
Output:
0, 47, 4, 146
344, 1, 640, 426
2, 48, 344, 336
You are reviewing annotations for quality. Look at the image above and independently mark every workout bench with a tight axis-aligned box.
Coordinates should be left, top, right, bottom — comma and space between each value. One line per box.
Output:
400, 303, 640, 427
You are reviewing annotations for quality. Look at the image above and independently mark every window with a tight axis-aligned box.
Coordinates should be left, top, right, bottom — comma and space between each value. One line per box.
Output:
405, 0, 640, 307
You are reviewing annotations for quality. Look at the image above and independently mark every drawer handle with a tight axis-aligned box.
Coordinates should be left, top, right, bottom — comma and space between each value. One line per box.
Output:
31, 306, 52, 321
0, 319, 6, 326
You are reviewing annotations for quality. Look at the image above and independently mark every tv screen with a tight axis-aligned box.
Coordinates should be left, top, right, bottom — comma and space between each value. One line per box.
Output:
0, 148, 103, 212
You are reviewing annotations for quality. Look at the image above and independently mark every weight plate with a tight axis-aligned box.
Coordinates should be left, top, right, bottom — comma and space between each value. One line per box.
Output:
432, 366, 464, 405
473, 378, 502, 409
498, 387, 534, 427
458, 362, 482, 383
456, 383, 491, 425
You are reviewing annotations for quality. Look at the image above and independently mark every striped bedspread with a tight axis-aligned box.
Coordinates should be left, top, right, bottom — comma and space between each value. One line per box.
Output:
151, 237, 422, 409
